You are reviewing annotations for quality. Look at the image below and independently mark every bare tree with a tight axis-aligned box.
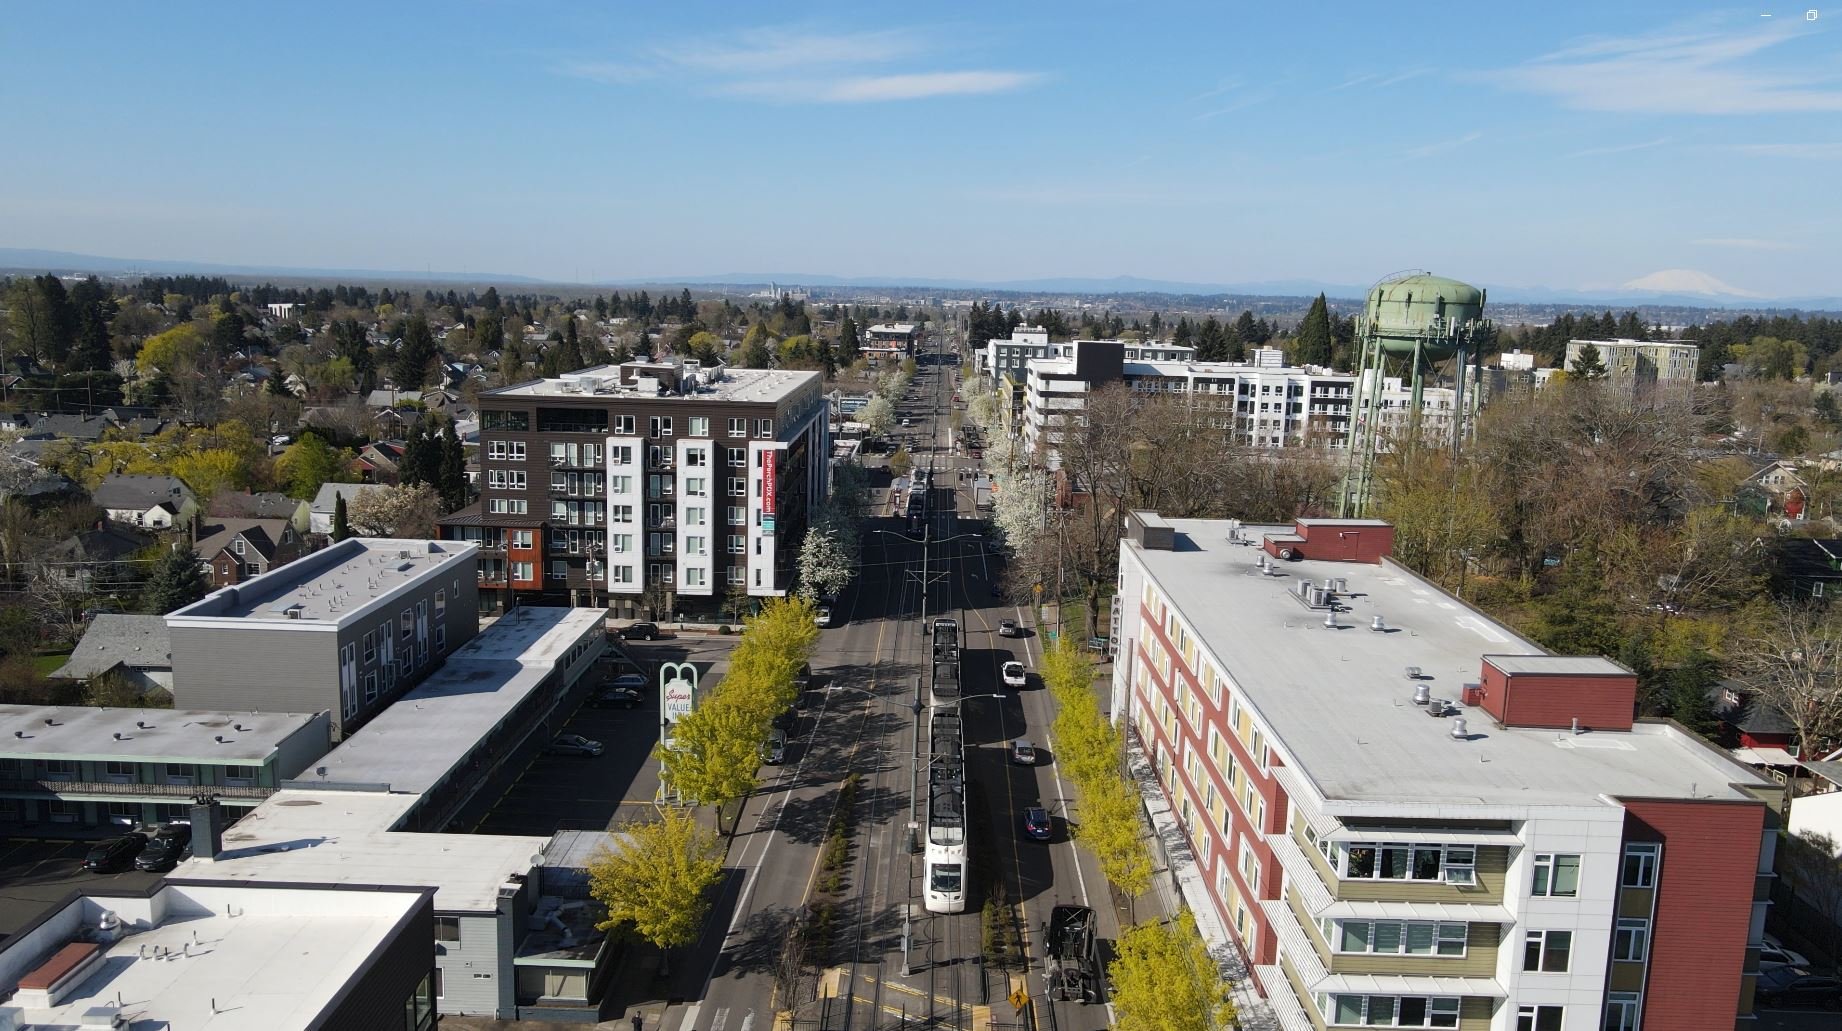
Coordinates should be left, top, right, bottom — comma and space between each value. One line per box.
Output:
1731, 601, 1842, 758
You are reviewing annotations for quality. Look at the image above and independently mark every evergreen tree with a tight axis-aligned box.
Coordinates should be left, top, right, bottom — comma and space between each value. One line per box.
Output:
1196, 317, 1227, 362
266, 368, 290, 396
838, 316, 861, 363
634, 327, 651, 357
392, 315, 439, 388
212, 307, 247, 357
1665, 649, 1722, 738
36, 275, 78, 364
332, 492, 351, 541
1615, 310, 1647, 341
1171, 317, 1193, 347
1569, 343, 1607, 380
439, 420, 468, 511
474, 313, 503, 354
481, 286, 501, 313
1294, 294, 1333, 367
1234, 310, 1260, 350
142, 544, 207, 614
67, 298, 114, 372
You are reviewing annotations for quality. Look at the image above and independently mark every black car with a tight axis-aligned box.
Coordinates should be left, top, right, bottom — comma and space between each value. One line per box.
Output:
135, 825, 192, 872
1756, 967, 1842, 1009
83, 833, 148, 873
590, 686, 643, 708
1021, 806, 1052, 841
621, 622, 660, 641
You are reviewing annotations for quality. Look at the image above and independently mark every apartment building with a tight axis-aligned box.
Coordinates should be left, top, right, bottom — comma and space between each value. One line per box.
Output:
444, 359, 828, 617
979, 328, 1197, 380
865, 322, 921, 357
1563, 339, 1699, 390
165, 537, 481, 739
0, 705, 328, 832
1113, 512, 1780, 1031
1357, 370, 1467, 446
1020, 343, 1356, 465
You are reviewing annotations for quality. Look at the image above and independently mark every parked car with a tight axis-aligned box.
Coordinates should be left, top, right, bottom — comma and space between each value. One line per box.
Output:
815, 605, 834, 628
548, 734, 604, 757
1010, 739, 1037, 766
763, 728, 788, 765
1759, 935, 1812, 969
1021, 806, 1052, 841
997, 618, 1020, 637
83, 833, 148, 873
620, 622, 661, 641
1002, 661, 1027, 688
590, 686, 643, 708
1755, 966, 1842, 1008
135, 825, 192, 872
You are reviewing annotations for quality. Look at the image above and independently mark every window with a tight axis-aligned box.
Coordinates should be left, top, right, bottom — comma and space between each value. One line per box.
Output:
223, 764, 258, 785
611, 565, 634, 584
685, 448, 707, 466
1532, 853, 1581, 897
728, 418, 746, 437
1603, 993, 1640, 1031
104, 761, 136, 782
1321, 995, 1459, 1028
728, 505, 746, 525
727, 446, 745, 465
729, 534, 747, 554
512, 561, 533, 581
365, 671, 379, 703
363, 629, 377, 665
689, 416, 709, 437
487, 469, 527, 490
686, 506, 706, 526
512, 530, 533, 549
1443, 846, 1476, 885
1612, 919, 1648, 962
488, 497, 529, 514
166, 763, 197, 785
1622, 844, 1658, 888
686, 477, 707, 497
435, 625, 446, 651
611, 474, 633, 494
756, 418, 773, 437
685, 536, 706, 556
727, 566, 746, 585
1334, 920, 1467, 957
1517, 1005, 1563, 1031
614, 415, 636, 435
232, 538, 245, 556
1524, 930, 1572, 972
434, 917, 461, 943
609, 444, 633, 465
434, 589, 445, 618
727, 476, 746, 496
686, 567, 707, 587
610, 504, 634, 524
48, 800, 80, 823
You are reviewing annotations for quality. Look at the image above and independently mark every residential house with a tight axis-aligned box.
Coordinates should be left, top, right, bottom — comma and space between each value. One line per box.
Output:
48, 614, 174, 697
1744, 460, 1811, 519
1708, 679, 1799, 754
11, 413, 115, 442
194, 517, 304, 587
308, 481, 392, 535
1766, 537, 1842, 601
356, 440, 407, 484
208, 490, 310, 530
91, 474, 194, 529
40, 524, 152, 590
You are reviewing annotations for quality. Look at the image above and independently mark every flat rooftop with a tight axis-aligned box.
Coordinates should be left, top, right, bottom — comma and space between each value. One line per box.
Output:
291, 606, 605, 796
0, 883, 423, 1030
0, 705, 322, 764
489, 362, 817, 403
1131, 521, 1771, 812
166, 537, 476, 626
174, 789, 549, 913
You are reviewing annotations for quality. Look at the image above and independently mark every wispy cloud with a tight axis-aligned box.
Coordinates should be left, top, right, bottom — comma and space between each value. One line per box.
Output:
1728, 142, 1842, 159
1692, 237, 1802, 251
1323, 67, 1430, 93
557, 26, 1039, 104
1404, 131, 1483, 158
1489, 23, 1842, 114
1566, 136, 1671, 158
1194, 89, 1274, 121
1191, 78, 1241, 103
722, 71, 1042, 104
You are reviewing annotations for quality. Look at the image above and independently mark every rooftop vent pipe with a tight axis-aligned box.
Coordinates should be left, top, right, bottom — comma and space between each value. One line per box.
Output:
1450, 717, 1469, 740
1413, 682, 1430, 706
1571, 717, 1583, 735
1405, 666, 1422, 680
1323, 609, 1337, 629
1371, 615, 1386, 632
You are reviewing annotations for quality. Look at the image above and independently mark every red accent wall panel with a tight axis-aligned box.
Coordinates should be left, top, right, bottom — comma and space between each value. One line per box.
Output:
1621, 799, 1763, 1031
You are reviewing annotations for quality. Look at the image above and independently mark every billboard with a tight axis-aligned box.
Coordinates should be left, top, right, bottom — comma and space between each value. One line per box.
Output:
660, 661, 698, 725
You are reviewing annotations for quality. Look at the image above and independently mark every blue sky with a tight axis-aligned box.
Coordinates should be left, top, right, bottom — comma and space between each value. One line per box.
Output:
1, 2, 1838, 296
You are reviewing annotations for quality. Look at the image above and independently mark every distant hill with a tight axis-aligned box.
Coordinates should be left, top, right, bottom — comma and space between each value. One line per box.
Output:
0, 248, 542, 285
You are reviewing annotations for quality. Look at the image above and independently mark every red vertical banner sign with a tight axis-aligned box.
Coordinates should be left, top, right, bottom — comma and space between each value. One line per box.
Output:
763, 451, 777, 514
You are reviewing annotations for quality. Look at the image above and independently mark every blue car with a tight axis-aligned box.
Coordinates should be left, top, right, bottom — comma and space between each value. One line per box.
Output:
1022, 806, 1052, 841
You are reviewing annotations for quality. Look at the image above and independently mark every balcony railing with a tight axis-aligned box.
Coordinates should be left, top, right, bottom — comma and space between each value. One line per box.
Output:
0, 778, 274, 801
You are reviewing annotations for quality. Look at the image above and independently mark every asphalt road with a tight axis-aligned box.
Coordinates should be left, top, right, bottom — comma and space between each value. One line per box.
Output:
648, 335, 1124, 1031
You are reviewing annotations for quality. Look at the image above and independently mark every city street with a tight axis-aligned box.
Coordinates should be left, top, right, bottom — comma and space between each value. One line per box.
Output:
644, 330, 1130, 1031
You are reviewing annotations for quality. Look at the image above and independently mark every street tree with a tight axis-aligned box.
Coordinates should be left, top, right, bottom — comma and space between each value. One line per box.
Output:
274, 432, 354, 499
142, 544, 207, 615
1078, 777, 1152, 913
798, 509, 859, 601
346, 482, 441, 538
889, 446, 913, 479
859, 396, 894, 436
587, 809, 724, 975
1108, 910, 1236, 1031
658, 692, 765, 835
1731, 601, 1842, 759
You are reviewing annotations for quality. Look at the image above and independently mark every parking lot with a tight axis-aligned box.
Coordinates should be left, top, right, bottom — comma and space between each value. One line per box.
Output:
470, 634, 738, 837
0, 838, 161, 939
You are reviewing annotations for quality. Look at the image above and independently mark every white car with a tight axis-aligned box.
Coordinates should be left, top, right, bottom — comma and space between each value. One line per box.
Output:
815, 605, 834, 628
1001, 661, 1027, 688
1759, 934, 1811, 969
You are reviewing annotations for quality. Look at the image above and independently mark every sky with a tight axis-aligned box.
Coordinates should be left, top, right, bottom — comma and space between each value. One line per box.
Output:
1, 1, 1839, 297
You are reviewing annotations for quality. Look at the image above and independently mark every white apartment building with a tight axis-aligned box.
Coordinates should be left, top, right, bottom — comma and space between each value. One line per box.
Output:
1019, 342, 1355, 465
1563, 339, 1699, 389
978, 328, 1197, 380
1113, 512, 1780, 1031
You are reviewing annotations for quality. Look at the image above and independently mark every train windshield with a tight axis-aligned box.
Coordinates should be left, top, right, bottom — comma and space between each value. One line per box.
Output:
930, 863, 963, 893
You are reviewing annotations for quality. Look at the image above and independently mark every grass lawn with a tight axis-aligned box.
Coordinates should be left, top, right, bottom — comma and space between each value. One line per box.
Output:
31, 652, 71, 676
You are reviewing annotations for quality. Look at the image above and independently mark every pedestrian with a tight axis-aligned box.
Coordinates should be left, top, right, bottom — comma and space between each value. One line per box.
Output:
631, 1013, 643, 1031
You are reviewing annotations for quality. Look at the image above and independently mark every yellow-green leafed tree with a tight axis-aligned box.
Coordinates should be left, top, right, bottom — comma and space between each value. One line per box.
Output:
170, 448, 245, 509
587, 808, 724, 975
135, 323, 206, 378
1077, 777, 1152, 913
1108, 910, 1236, 1031
658, 693, 765, 835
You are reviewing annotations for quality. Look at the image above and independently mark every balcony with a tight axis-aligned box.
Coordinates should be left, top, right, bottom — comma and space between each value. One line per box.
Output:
0, 777, 274, 801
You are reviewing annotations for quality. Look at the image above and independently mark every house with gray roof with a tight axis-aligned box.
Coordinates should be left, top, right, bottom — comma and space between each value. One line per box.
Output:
91, 474, 194, 529
50, 614, 174, 696
208, 490, 310, 527
195, 517, 305, 587
308, 482, 393, 535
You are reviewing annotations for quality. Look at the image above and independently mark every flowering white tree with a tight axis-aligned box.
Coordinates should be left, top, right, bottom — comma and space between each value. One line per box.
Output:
859, 396, 894, 436
797, 509, 859, 600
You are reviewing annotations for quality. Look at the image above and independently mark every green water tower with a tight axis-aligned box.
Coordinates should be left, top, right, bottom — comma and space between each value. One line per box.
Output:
1342, 271, 1494, 515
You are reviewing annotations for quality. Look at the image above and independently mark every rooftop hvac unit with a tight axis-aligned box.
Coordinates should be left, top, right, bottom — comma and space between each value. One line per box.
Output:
1333, 577, 1349, 593
1296, 578, 1312, 599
